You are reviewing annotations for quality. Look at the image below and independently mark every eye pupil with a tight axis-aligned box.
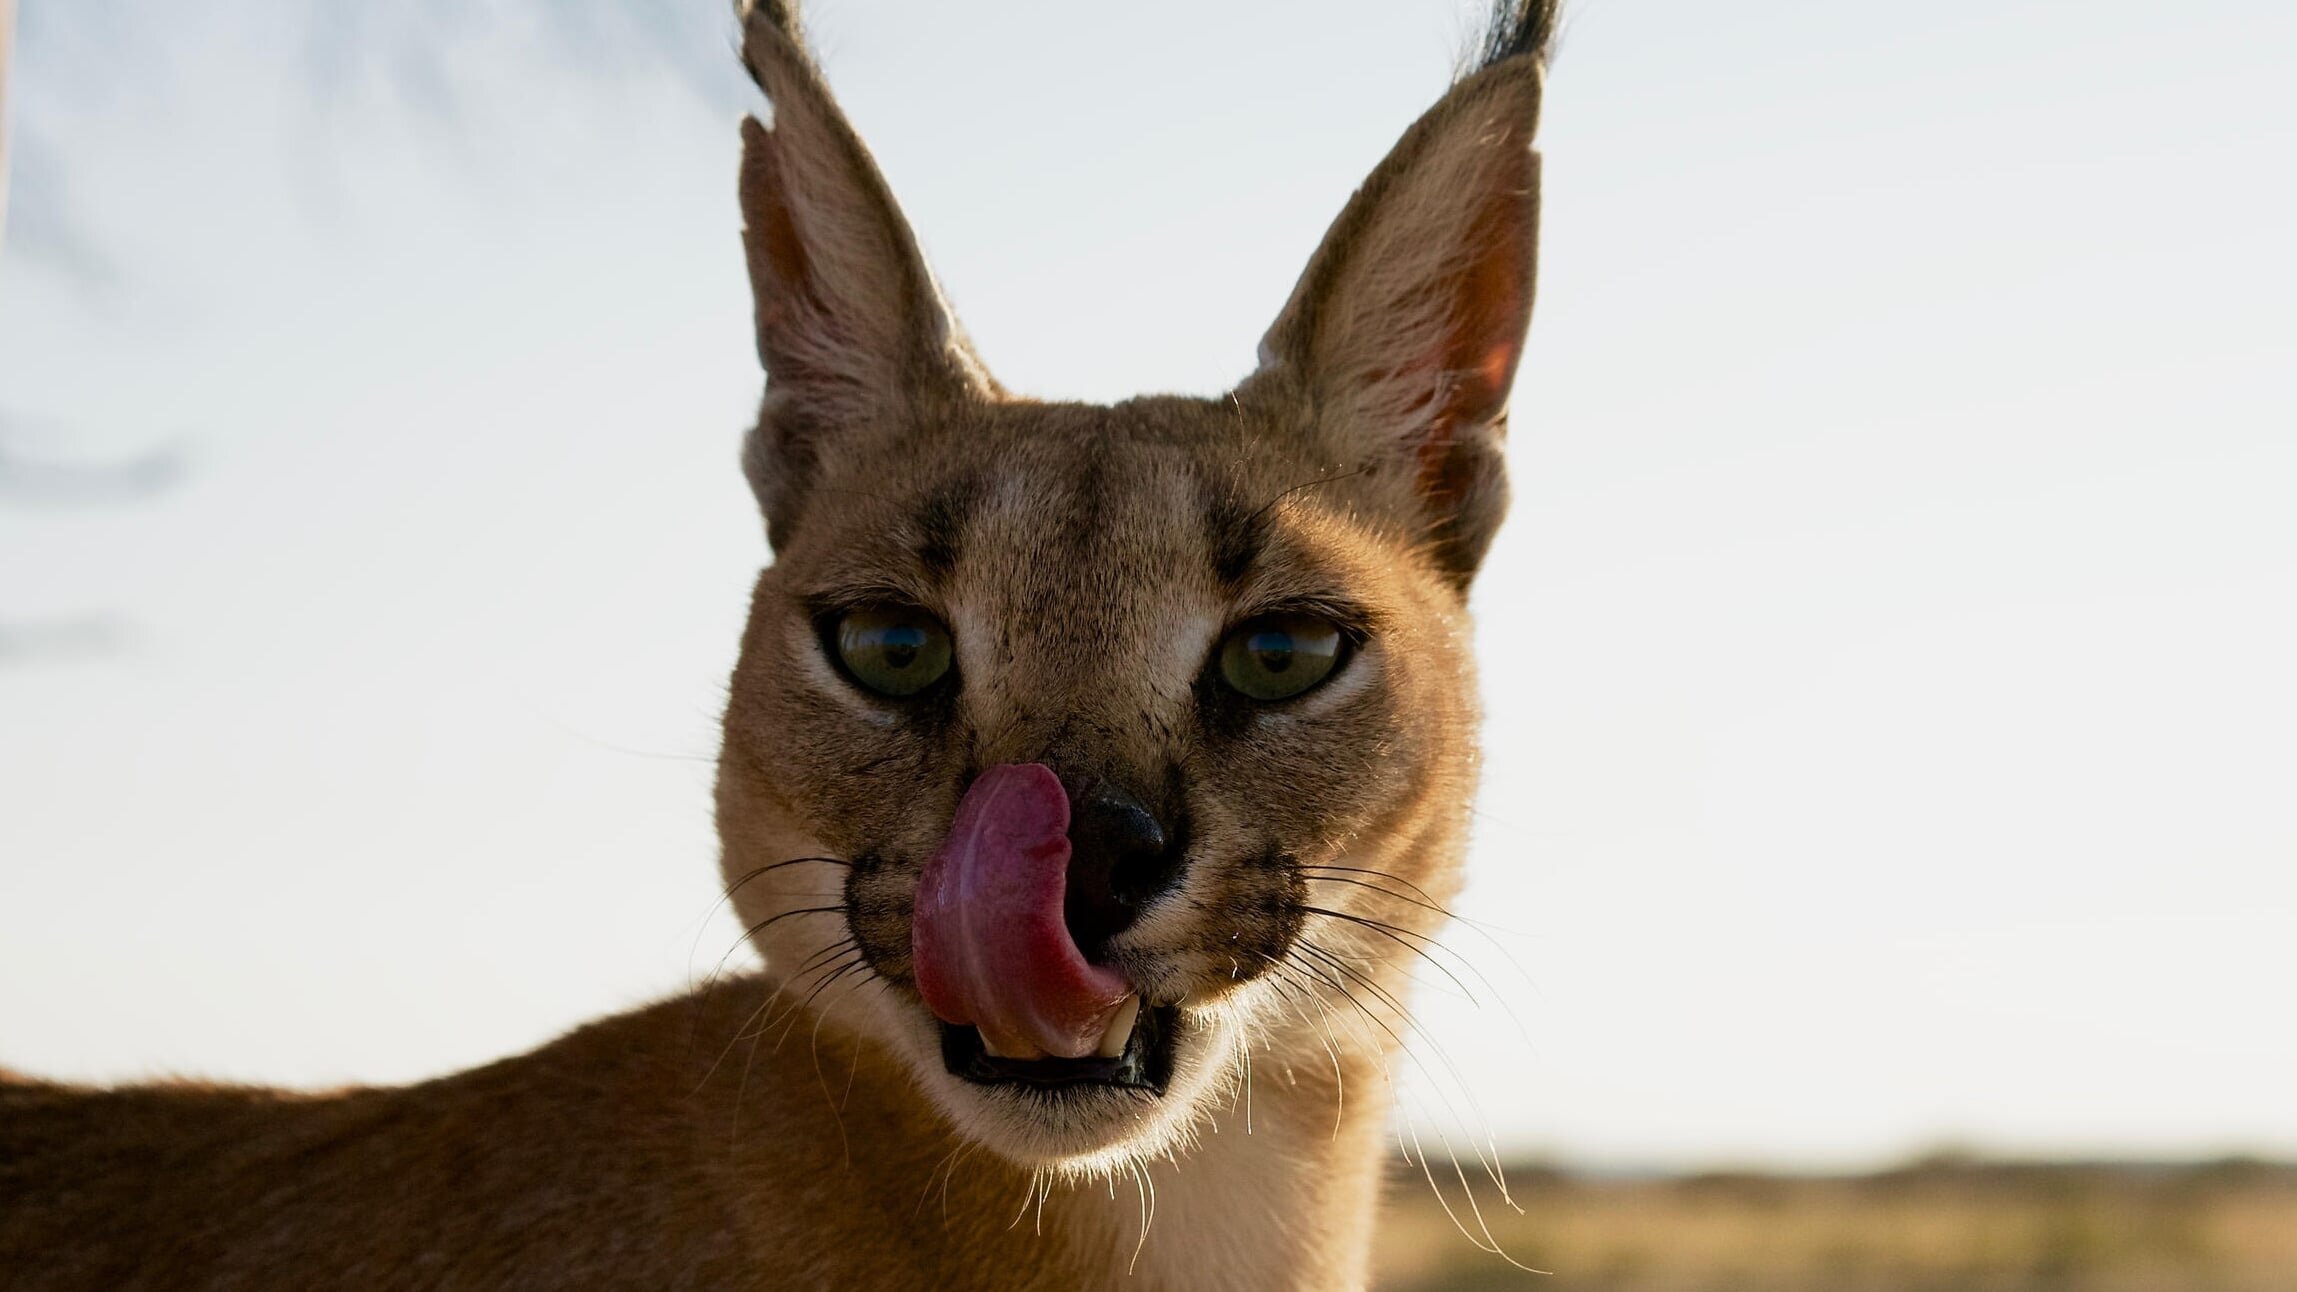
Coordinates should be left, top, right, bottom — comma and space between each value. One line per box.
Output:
879, 628, 923, 670
1249, 632, 1295, 673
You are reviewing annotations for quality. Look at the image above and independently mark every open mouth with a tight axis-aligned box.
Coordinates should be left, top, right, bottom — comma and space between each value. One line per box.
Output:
939, 996, 1178, 1094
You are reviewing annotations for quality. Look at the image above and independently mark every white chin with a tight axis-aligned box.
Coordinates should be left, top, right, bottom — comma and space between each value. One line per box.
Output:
885, 999, 1235, 1172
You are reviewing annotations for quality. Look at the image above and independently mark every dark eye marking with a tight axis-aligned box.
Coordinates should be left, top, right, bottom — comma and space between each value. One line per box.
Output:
1200, 481, 1268, 589
912, 475, 983, 580
1200, 465, 1376, 588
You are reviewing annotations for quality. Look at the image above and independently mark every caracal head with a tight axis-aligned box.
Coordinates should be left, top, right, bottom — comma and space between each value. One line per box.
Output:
714, 1, 1551, 1172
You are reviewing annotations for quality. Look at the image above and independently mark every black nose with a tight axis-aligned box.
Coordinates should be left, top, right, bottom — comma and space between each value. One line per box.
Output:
1064, 780, 1182, 961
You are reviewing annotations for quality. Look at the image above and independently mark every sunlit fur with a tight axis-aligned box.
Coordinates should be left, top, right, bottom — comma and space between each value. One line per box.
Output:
0, 3, 1556, 1288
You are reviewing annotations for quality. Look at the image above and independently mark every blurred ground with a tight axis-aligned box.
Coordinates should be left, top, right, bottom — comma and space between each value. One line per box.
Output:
1374, 1155, 2297, 1291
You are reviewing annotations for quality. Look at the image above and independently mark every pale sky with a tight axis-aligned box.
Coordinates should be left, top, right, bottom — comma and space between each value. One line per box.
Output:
2, 0, 2292, 1170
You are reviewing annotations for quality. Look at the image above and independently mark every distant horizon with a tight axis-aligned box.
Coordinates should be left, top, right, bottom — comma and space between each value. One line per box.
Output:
1433, 1148, 2297, 1180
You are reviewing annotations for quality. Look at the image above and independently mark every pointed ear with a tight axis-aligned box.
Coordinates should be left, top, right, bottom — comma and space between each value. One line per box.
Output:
1243, 41, 1549, 587
736, 3, 995, 549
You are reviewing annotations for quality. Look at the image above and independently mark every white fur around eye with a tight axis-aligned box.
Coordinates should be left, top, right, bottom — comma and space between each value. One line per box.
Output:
1160, 612, 1223, 697
794, 620, 904, 727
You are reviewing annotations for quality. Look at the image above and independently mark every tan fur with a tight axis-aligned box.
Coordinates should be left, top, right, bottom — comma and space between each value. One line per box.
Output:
2, 981, 1382, 1290
1, 3, 1556, 1287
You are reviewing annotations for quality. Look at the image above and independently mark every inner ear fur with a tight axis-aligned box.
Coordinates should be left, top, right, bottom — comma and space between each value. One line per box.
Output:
735, 3, 995, 550
1241, 55, 1547, 588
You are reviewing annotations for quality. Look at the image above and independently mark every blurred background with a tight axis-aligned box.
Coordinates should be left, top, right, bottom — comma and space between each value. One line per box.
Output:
4, 1, 2293, 1287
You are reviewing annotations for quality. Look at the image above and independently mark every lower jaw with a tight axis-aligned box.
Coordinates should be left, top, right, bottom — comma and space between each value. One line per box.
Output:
938, 1003, 1180, 1096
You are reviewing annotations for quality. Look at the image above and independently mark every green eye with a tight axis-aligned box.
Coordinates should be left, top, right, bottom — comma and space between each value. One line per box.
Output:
1218, 613, 1345, 702
833, 606, 954, 697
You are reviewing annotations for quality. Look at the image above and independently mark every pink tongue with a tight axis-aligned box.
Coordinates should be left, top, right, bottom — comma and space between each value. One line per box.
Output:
912, 763, 1132, 1060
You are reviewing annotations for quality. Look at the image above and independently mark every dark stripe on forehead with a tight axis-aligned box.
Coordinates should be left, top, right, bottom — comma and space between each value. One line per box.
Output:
1200, 475, 1268, 588
1060, 449, 1111, 565
912, 474, 982, 579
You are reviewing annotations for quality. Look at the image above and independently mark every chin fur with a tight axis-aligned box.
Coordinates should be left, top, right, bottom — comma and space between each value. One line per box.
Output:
850, 986, 1252, 1176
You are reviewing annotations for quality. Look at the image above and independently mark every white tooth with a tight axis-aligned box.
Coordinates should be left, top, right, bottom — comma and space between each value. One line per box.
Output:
1097, 996, 1142, 1059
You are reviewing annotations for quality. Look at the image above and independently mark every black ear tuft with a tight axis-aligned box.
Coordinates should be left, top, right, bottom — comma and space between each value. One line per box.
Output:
1472, 0, 1562, 75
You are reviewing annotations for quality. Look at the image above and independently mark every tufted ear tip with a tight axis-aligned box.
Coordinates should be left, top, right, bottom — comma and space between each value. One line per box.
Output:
732, 6, 994, 547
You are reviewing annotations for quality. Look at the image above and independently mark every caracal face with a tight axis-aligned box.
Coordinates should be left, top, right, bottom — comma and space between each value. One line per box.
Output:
716, 399, 1482, 1168
712, 5, 1546, 1173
